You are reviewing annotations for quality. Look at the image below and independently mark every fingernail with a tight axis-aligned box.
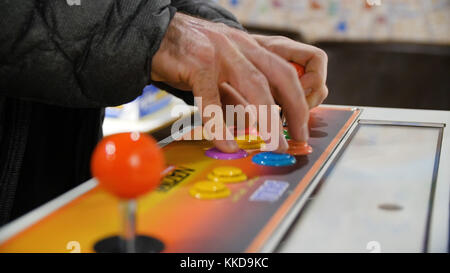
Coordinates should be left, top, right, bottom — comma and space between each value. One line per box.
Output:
228, 141, 239, 151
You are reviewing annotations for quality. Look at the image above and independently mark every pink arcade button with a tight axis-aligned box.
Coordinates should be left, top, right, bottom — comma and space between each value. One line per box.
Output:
205, 148, 248, 160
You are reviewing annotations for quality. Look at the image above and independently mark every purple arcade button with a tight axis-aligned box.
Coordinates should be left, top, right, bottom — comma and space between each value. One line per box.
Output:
205, 148, 248, 160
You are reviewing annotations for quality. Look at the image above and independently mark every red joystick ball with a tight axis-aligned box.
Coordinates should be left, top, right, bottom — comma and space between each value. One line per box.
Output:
91, 132, 165, 199
290, 62, 305, 78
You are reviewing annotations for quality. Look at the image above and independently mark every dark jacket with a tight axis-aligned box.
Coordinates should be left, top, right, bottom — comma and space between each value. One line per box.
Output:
0, 0, 241, 224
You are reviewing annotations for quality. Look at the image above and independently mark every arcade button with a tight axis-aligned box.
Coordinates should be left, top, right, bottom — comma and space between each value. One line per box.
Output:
252, 152, 296, 167
287, 140, 313, 156
205, 147, 248, 160
291, 62, 305, 78
207, 166, 247, 183
235, 135, 265, 150
190, 181, 231, 200
233, 126, 258, 136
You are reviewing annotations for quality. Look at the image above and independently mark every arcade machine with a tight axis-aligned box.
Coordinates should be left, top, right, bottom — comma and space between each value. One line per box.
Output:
0, 64, 448, 253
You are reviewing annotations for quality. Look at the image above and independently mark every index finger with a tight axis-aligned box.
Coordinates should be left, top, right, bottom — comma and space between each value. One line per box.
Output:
192, 70, 238, 153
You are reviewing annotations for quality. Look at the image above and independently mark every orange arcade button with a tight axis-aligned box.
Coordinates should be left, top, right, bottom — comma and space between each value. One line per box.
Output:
287, 140, 313, 156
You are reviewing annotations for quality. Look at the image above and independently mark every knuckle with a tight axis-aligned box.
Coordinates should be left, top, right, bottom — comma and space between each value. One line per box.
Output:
273, 35, 290, 42
265, 39, 281, 51
216, 31, 233, 45
264, 42, 275, 52
315, 48, 328, 63
233, 29, 252, 42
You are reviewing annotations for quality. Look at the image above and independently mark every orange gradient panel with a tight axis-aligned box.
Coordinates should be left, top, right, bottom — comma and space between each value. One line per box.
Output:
0, 107, 359, 253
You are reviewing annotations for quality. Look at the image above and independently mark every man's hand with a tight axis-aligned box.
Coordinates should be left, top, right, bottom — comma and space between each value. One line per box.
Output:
151, 13, 323, 153
251, 35, 328, 109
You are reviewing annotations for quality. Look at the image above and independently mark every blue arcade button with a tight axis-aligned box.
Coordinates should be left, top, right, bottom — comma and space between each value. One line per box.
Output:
251, 152, 296, 167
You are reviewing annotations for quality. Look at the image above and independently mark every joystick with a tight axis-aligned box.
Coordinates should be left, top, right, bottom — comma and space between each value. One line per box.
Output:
91, 132, 165, 253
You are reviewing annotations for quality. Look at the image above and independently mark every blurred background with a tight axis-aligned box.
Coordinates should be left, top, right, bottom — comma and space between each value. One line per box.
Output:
218, 0, 450, 110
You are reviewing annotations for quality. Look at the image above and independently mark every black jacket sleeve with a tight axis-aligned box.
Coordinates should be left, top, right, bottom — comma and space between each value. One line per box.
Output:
0, 0, 176, 108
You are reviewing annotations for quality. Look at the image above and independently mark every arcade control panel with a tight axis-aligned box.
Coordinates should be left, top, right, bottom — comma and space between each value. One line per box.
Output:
0, 106, 361, 253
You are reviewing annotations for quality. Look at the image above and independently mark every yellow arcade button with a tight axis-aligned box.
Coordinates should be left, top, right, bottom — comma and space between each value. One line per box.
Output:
235, 135, 265, 150
213, 166, 243, 176
190, 181, 231, 200
207, 166, 247, 183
